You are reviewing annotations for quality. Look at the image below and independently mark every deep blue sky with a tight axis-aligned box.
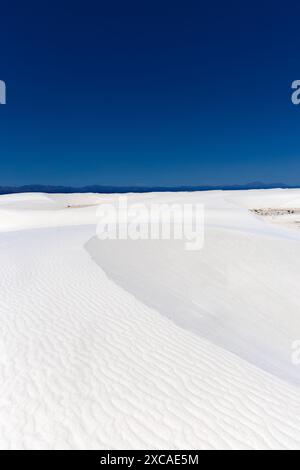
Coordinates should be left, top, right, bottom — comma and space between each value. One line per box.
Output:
1, 0, 300, 186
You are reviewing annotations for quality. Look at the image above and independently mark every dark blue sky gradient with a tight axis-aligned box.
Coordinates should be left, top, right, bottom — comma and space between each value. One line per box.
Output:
1, 1, 300, 186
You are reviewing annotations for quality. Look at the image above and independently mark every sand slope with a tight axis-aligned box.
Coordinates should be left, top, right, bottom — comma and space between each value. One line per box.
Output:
0, 190, 300, 449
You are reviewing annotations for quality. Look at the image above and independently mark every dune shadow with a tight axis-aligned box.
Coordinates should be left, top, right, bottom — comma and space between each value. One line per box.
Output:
85, 235, 300, 386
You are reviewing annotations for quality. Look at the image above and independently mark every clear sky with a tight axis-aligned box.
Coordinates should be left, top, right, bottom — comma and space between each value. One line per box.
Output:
1, 0, 300, 187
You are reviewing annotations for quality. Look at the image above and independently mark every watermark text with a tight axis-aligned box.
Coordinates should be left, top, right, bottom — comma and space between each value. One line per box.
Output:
96, 196, 205, 251
0, 80, 6, 104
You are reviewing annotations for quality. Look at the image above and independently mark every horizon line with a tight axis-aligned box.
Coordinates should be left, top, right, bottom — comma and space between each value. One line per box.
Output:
1, 182, 300, 195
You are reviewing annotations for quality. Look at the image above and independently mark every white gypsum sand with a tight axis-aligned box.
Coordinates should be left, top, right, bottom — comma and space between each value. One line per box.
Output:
0, 189, 300, 449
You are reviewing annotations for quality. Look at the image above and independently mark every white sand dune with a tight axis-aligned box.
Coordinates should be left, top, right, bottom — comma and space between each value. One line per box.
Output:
1, 190, 300, 449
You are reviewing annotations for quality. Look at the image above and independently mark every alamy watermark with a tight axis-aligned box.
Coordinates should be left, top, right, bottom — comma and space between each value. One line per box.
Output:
95, 196, 205, 251
291, 80, 300, 105
0, 80, 6, 104
291, 340, 300, 366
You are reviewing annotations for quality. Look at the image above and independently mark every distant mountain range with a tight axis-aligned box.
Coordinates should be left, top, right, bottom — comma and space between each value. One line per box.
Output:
0, 182, 298, 195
